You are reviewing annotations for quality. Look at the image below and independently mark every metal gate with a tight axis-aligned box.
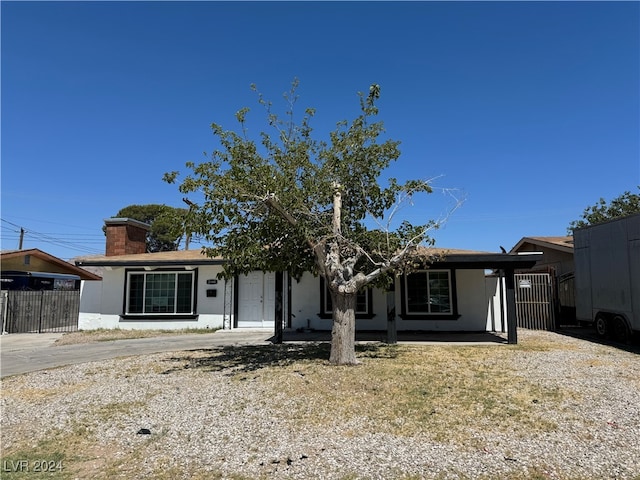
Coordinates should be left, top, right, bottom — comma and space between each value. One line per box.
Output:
2, 290, 80, 334
515, 273, 555, 330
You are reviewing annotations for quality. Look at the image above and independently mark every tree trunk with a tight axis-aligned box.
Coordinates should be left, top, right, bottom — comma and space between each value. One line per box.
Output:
329, 290, 358, 365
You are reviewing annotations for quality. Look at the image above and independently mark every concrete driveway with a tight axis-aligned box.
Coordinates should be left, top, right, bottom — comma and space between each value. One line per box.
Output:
0, 330, 274, 378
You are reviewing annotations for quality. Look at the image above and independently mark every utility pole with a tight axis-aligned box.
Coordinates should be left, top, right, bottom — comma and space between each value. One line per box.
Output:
182, 197, 194, 251
18, 228, 25, 250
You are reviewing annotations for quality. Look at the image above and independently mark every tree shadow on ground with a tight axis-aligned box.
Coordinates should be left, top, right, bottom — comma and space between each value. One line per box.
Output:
160, 342, 399, 376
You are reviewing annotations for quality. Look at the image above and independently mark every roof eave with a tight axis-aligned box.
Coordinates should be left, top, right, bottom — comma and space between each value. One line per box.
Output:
432, 253, 543, 270
510, 237, 574, 254
75, 259, 227, 267
1, 248, 102, 280
76, 253, 541, 270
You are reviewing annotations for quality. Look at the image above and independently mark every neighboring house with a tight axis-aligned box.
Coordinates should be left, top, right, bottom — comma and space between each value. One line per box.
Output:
75, 218, 541, 343
0, 249, 101, 333
509, 236, 575, 323
1, 248, 102, 290
509, 236, 574, 276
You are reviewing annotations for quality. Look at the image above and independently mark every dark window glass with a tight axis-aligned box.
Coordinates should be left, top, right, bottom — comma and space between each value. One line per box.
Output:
126, 271, 194, 315
406, 271, 451, 314
176, 273, 193, 313
128, 274, 144, 313
325, 287, 368, 314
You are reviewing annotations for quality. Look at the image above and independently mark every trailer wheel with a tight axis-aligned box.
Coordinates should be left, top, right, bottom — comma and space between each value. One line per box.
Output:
595, 314, 609, 338
613, 315, 631, 344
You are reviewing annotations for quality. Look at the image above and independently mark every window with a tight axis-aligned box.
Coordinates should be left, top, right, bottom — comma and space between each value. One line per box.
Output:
126, 270, 195, 316
319, 278, 374, 319
324, 287, 369, 314
404, 270, 453, 315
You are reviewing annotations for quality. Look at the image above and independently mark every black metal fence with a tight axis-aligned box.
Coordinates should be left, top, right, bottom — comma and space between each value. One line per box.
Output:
515, 273, 555, 331
1, 290, 80, 334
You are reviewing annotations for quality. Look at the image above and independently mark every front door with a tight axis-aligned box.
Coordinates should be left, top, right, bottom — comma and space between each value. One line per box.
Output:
237, 272, 275, 328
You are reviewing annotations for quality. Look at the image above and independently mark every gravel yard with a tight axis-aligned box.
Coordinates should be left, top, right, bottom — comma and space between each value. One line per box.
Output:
1, 330, 639, 480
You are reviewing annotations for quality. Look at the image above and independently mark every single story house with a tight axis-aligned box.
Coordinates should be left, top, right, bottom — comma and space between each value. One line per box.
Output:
509, 236, 575, 322
1, 249, 101, 333
1, 248, 102, 290
509, 236, 574, 277
75, 219, 541, 343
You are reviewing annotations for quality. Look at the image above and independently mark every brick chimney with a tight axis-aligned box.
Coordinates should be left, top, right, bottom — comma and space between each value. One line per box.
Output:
104, 218, 151, 256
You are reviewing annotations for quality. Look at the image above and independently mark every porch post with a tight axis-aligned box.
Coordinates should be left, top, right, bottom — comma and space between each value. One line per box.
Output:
233, 275, 239, 329
505, 268, 518, 344
274, 272, 283, 344
386, 283, 397, 344
499, 269, 506, 333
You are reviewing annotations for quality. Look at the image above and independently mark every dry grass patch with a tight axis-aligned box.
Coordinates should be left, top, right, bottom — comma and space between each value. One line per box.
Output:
0, 423, 100, 480
507, 333, 577, 352
113, 360, 173, 378
0, 425, 198, 480
1, 378, 95, 402
1, 403, 179, 480
186, 341, 571, 443
53, 328, 219, 346
92, 400, 150, 422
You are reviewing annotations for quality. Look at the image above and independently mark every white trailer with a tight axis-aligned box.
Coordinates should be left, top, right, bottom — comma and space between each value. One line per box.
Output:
574, 213, 640, 342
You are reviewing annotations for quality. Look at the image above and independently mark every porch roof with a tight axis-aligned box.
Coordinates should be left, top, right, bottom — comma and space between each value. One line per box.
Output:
430, 251, 542, 270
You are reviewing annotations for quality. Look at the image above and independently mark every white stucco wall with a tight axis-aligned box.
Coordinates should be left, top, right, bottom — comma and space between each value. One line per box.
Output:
289, 269, 501, 332
78, 279, 104, 328
289, 273, 322, 330
484, 276, 507, 332
81, 265, 506, 332
79, 280, 102, 314
454, 269, 491, 329
289, 273, 389, 331
393, 269, 491, 331
78, 265, 230, 330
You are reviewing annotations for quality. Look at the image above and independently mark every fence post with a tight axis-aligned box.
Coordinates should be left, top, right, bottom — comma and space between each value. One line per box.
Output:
38, 291, 45, 333
1, 291, 8, 335
505, 269, 518, 344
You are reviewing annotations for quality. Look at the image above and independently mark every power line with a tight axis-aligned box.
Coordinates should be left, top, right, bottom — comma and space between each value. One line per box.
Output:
0, 219, 104, 238
0, 218, 104, 255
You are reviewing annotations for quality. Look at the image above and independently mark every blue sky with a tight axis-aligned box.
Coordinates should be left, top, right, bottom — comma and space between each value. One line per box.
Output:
2, 1, 639, 261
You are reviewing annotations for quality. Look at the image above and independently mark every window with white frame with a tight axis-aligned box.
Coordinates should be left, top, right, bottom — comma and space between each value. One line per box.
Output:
405, 270, 452, 314
126, 270, 195, 315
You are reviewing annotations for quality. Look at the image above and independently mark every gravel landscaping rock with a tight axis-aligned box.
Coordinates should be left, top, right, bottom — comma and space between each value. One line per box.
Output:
1, 329, 639, 479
